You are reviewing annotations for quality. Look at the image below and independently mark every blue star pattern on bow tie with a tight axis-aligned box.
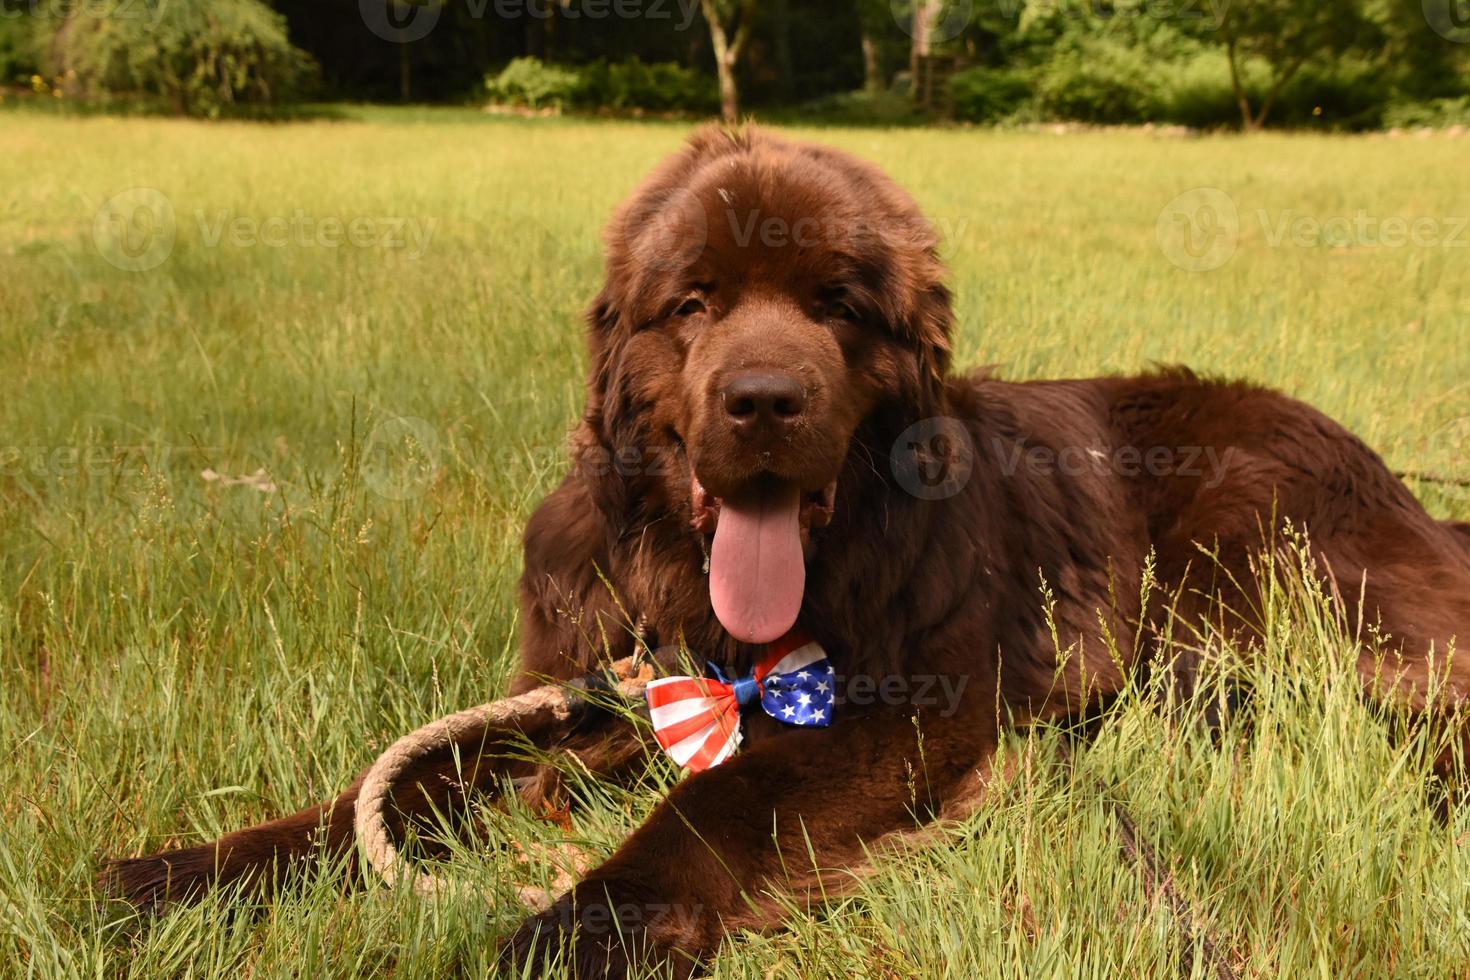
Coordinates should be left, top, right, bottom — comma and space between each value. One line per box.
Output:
758, 655, 834, 727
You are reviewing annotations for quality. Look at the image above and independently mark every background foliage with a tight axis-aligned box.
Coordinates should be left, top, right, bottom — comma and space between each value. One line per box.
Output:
1, 0, 1468, 125
485, 56, 718, 113
43, 0, 316, 117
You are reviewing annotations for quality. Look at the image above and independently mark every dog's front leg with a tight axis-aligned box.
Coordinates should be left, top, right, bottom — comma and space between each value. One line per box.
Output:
501, 705, 996, 979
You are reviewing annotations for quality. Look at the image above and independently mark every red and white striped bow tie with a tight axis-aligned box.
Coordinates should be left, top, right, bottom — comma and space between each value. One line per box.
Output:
644, 630, 834, 772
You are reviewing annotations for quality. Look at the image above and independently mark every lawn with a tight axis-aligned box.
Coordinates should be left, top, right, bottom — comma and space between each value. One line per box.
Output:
1, 107, 1468, 978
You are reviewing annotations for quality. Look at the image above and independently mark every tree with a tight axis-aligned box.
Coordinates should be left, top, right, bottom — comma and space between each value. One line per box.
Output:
701, 0, 760, 123
900, 0, 954, 108
908, 0, 941, 82
50, 0, 315, 116
1215, 0, 1372, 131
856, 0, 889, 93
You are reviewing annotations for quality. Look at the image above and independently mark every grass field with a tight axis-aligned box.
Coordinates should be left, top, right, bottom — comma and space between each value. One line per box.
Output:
2, 107, 1469, 978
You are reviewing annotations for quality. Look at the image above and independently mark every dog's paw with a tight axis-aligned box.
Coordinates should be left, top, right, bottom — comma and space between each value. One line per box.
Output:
500, 878, 700, 980
500, 889, 633, 980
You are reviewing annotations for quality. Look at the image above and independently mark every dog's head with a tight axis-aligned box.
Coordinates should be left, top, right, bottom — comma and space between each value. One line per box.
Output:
580, 127, 953, 643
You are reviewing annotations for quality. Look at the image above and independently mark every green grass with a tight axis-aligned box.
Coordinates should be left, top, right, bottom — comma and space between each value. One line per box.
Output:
1, 107, 1468, 978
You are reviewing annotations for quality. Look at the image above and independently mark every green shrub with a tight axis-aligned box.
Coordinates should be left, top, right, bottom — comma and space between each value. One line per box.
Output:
1163, 54, 1391, 132
484, 56, 581, 110
48, 0, 314, 117
1157, 51, 1256, 130
951, 19, 1394, 131
949, 66, 1034, 124
581, 57, 717, 113
0, 12, 41, 85
791, 88, 924, 125
621, 59, 716, 113
486, 56, 716, 114
1383, 95, 1470, 129
1153, 48, 1397, 132
1272, 57, 1387, 130
1032, 41, 1163, 125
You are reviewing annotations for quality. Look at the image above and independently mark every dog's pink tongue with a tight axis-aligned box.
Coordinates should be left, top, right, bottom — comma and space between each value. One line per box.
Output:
709, 481, 804, 644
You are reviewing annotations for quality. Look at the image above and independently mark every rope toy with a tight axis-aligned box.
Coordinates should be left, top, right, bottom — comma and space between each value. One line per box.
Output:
353, 656, 654, 909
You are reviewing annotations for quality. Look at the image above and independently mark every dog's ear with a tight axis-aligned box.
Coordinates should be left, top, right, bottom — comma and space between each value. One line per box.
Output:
580, 285, 633, 449
800, 140, 953, 416
908, 277, 953, 415
875, 228, 952, 418
572, 285, 639, 520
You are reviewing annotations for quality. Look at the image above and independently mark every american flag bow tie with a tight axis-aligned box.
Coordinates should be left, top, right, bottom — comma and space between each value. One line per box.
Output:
644, 630, 834, 772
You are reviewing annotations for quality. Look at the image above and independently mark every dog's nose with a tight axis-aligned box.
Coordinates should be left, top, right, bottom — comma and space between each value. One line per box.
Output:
722, 370, 807, 440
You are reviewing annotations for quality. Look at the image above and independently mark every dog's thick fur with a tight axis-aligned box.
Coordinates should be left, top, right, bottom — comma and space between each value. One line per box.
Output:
104, 129, 1470, 977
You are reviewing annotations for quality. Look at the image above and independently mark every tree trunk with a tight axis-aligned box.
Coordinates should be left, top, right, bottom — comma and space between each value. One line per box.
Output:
399, 44, 411, 102
861, 32, 882, 93
1223, 36, 1256, 131
707, 9, 738, 124
717, 55, 738, 122
702, 0, 753, 124
909, 0, 938, 81
1225, 30, 1307, 132
1253, 54, 1308, 131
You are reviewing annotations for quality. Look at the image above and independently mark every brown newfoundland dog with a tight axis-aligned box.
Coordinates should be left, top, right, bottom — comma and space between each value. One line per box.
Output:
107, 127, 1470, 977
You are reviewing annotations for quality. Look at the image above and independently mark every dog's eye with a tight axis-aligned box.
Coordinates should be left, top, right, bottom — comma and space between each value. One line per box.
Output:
674, 297, 706, 318
819, 286, 860, 324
